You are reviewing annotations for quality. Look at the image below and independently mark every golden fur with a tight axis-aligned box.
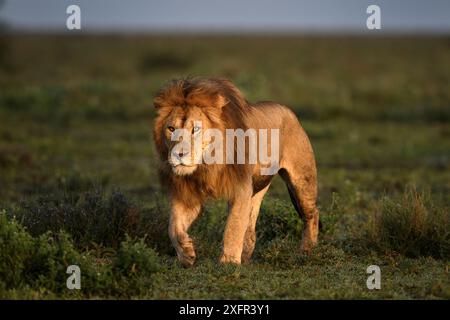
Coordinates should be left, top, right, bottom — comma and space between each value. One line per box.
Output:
153, 77, 319, 266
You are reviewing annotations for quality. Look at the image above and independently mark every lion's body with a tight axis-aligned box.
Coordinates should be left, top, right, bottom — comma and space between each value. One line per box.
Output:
153, 78, 319, 266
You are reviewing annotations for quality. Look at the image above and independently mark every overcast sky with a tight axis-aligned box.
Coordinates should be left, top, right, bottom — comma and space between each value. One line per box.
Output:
1, 0, 449, 33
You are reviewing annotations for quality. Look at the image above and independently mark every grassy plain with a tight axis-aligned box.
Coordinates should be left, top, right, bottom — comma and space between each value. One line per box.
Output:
0, 35, 449, 299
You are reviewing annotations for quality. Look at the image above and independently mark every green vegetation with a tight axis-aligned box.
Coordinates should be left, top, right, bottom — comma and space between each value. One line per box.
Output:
0, 35, 449, 299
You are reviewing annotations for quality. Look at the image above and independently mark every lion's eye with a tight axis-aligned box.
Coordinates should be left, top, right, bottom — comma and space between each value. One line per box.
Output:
167, 126, 175, 132
192, 126, 200, 134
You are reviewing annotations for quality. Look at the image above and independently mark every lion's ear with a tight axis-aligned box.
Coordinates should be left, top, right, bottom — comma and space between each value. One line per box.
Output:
215, 95, 229, 109
153, 97, 174, 119
153, 97, 166, 109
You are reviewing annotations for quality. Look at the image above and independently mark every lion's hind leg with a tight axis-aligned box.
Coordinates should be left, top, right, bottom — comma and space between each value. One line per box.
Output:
280, 168, 320, 254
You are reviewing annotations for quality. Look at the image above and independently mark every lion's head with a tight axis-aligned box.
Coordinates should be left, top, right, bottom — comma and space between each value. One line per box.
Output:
153, 78, 248, 176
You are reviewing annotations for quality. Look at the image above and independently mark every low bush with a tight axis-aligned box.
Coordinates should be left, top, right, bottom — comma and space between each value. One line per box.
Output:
15, 188, 140, 249
0, 210, 33, 288
113, 235, 162, 277
353, 188, 449, 259
256, 199, 303, 245
0, 210, 164, 298
0, 211, 98, 294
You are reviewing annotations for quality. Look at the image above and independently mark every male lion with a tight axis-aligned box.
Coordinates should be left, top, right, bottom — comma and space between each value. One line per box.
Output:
153, 78, 319, 266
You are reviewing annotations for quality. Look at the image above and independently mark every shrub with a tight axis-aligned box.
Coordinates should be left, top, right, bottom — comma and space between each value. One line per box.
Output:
0, 211, 99, 294
15, 188, 140, 249
113, 236, 162, 278
189, 201, 228, 257
256, 199, 303, 244
27, 231, 97, 293
0, 211, 165, 297
138, 203, 173, 255
14, 187, 176, 257
357, 187, 449, 259
0, 210, 33, 287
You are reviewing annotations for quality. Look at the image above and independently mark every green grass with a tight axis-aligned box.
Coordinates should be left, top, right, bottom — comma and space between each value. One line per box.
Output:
0, 35, 449, 299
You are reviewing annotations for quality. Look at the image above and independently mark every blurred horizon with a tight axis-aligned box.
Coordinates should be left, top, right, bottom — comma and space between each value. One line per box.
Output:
1, 0, 450, 34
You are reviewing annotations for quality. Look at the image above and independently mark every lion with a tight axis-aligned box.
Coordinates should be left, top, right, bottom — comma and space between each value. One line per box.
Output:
153, 77, 320, 266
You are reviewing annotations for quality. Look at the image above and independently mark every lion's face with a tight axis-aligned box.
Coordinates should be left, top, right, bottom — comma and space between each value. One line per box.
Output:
162, 106, 216, 176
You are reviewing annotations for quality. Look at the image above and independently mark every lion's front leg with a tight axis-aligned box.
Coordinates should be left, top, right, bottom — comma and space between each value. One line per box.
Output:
220, 187, 253, 265
168, 197, 201, 267
241, 184, 270, 264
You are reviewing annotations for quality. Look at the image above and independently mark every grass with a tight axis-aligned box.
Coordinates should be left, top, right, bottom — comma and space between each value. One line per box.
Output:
0, 35, 449, 299
361, 188, 449, 259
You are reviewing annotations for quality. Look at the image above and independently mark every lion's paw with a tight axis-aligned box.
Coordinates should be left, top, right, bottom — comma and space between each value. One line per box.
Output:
219, 254, 241, 265
177, 245, 196, 267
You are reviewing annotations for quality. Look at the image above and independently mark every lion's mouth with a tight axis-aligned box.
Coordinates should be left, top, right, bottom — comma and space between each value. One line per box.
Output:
171, 163, 198, 176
